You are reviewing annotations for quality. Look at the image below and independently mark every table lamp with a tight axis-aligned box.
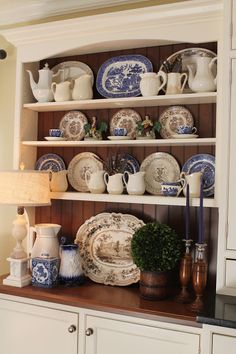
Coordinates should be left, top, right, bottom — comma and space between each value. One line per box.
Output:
0, 170, 51, 287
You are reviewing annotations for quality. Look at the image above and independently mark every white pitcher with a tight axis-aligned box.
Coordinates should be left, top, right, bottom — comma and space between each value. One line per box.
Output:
104, 173, 124, 195
123, 171, 146, 195
140, 71, 167, 96
30, 223, 61, 259
72, 74, 93, 100
180, 171, 202, 197
51, 81, 71, 101
49, 170, 68, 192
187, 56, 217, 92
85, 170, 106, 194
166, 72, 188, 95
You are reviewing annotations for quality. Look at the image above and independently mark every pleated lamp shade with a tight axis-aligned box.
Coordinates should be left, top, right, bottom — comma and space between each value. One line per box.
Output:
0, 170, 51, 206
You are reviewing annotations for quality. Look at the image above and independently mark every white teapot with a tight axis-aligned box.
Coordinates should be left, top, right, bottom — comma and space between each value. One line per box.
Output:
123, 171, 146, 195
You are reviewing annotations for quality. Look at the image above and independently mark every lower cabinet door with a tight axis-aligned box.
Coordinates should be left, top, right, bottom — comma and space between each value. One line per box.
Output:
0, 299, 78, 354
212, 334, 236, 354
85, 315, 199, 354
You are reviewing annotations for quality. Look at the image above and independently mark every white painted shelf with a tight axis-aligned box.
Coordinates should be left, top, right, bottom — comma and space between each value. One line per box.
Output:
50, 191, 217, 208
23, 92, 217, 112
22, 137, 216, 147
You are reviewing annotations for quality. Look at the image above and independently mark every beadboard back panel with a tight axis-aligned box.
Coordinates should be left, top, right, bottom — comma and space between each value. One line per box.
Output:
35, 42, 217, 288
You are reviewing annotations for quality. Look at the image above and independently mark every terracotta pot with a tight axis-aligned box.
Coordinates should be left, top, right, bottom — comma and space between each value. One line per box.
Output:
139, 270, 171, 300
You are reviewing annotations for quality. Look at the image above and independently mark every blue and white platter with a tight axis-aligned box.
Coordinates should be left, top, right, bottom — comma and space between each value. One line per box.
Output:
96, 54, 153, 98
120, 153, 140, 174
35, 153, 66, 172
181, 153, 215, 197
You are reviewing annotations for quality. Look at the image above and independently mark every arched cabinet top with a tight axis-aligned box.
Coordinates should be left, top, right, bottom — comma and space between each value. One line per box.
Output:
1, 0, 223, 62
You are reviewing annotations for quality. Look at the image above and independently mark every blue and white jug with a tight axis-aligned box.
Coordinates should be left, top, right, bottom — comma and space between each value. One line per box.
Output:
59, 244, 84, 286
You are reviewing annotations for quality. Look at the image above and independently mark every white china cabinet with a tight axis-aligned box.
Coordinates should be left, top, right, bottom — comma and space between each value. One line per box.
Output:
0, 1, 228, 289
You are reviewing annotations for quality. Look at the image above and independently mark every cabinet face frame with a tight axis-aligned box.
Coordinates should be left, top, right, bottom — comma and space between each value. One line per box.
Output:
232, 0, 236, 49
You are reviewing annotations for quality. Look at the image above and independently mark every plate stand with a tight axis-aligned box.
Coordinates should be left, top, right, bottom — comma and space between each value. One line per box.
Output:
3, 257, 31, 287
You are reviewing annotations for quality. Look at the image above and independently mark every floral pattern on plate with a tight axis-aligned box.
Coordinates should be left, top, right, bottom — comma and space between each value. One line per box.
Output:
35, 153, 66, 172
59, 111, 88, 141
110, 109, 142, 138
140, 152, 180, 195
159, 106, 194, 139
75, 212, 145, 286
96, 54, 153, 98
181, 153, 215, 197
68, 152, 103, 192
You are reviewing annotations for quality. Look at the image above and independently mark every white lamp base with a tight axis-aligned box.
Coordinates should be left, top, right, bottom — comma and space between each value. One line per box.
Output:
3, 257, 31, 287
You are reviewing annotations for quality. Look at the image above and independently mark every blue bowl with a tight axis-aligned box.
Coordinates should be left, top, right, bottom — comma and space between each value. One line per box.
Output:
49, 129, 63, 137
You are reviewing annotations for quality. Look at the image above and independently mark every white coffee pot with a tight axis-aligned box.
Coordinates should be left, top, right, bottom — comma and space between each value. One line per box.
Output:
85, 170, 106, 194
187, 56, 217, 92
29, 223, 61, 259
123, 171, 146, 195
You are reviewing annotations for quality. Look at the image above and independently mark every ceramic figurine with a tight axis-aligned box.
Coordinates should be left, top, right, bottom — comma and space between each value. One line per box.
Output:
135, 115, 161, 139
84, 116, 107, 140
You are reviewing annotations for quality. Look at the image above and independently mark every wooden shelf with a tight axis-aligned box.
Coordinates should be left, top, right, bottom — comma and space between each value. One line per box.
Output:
22, 138, 216, 147
50, 192, 217, 208
23, 92, 217, 112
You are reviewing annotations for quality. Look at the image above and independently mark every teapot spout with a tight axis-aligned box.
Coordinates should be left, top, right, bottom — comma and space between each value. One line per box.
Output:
187, 64, 194, 90
26, 70, 38, 91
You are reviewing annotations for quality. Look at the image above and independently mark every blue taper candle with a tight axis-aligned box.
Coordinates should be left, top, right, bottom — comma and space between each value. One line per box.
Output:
198, 178, 204, 243
185, 183, 190, 240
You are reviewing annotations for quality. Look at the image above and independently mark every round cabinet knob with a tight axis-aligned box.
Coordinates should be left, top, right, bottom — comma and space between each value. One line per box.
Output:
68, 325, 77, 333
85, 328, 94, 336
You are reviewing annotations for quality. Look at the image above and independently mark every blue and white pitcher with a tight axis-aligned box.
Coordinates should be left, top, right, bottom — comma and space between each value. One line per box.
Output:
59, 244, 84, 286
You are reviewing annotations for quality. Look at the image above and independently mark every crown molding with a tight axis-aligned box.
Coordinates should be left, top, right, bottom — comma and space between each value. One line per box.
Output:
0, 0, 149, 27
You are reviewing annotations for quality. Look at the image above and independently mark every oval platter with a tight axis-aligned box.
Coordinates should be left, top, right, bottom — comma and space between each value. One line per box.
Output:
96, 54, 153, 98
75, 212, 145, 286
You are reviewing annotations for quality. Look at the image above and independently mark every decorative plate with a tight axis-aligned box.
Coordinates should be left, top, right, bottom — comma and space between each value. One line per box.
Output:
59, 111, 88, 141
35, 153, 66, 172
159, 106, 194, 139
160, 47, 217, 92
75, 212, 145, 286
119, 153, 140, 174
51, 61, 94, 85
67, 152, 103, 192
181, 153, 215, 197
171, 134, 198, 139
140, 152, 180, 195
110, 109, 142, 138
96, 54, 153, 98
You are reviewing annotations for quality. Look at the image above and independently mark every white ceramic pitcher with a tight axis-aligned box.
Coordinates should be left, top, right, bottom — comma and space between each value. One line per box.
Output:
30, 223, 61, 259
140, 71, 167, 96
166, 72, 188, 95
51, 81, 71, 101
49, 170, 68, 192
85, 170, 106, 194
104, 173, 124, 195
123, 171, 146, 195
72, 74, 93, 100
187, 56, 217, 92
180, 171, 202, 197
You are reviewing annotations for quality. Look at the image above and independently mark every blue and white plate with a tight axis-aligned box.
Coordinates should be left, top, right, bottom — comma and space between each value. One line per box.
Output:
96, 54, 153, 98
35, 153, 66, 172
119, 153, 140, 174
181, 154, 215, 197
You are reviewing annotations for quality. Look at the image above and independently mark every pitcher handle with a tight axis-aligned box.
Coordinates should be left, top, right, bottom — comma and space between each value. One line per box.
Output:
104, 172, 109, 186
180, 73, 188, 92
209, 56, 217, 85
157, 70, 167, 92
29, 226, 36, 256
51, 82, 56, 94
85, 170, 91, 186
180, 171, 186, 183
177, 177, 186, 197
122, 171, 130, 187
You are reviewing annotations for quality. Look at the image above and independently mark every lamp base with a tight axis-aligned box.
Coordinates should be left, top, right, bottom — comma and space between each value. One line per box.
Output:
3, 257, 31, 287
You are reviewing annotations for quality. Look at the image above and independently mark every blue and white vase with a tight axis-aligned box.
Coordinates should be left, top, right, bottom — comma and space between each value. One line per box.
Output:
59, 244, 84, 286
32, 256, 60, 288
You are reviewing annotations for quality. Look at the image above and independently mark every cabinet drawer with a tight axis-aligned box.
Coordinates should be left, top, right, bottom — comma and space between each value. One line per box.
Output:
85, 315, 199, 354
212, 334, 236, 354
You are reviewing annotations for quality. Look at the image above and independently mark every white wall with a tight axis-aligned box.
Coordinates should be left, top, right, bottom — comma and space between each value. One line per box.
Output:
0, 35, 16, 275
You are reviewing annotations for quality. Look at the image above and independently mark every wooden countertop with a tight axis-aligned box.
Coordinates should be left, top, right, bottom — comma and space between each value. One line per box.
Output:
0, 276, 200, 327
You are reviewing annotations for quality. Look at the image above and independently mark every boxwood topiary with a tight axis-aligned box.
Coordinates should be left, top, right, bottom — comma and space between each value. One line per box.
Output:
131, 222, 182, 272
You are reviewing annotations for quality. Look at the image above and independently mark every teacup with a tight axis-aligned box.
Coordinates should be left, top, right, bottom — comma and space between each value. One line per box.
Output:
49, 129, 63, 138
176, 125, 197, 135
161, 181, 184, 197
113, 127, 127, 136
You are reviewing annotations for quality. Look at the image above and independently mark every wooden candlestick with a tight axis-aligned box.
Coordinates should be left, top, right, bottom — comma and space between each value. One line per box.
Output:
175, 239, 193, 303
191, 243, 208, 313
